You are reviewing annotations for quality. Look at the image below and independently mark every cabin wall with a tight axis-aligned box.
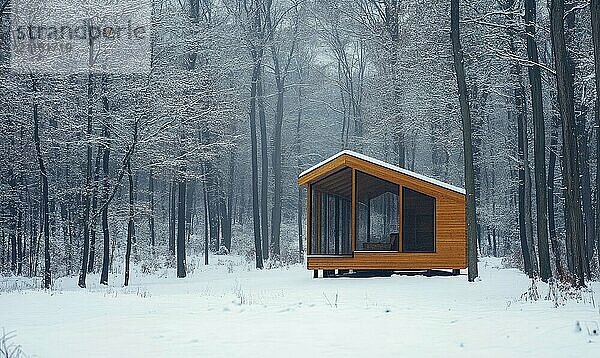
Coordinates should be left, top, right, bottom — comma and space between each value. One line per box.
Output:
307, 194, 466, 270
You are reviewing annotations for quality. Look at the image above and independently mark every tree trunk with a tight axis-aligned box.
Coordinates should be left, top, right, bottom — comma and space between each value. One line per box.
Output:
87, 147, 102, 273
16, 209, 22, 275
509, 38, 534, 275
66, 207, 73, 276
202, 167, 210, 265
186, 179, 196, 243
9, 222, 16, 273
524, 0, 551, 281
26, 182, 35, 276
218, 197, 229, 252
576, 107, 595, 278
270, 74, 284, 259
250, 52, 264, 269
516, 117, 533, 274
208, 188, 220, 251
451, 0, 478, 281
258, 75, 269, 260
523, 127, 537, 274
591, 0, 600, 267
296, 75, 304, 263
32, 77, 51, 289
99, 121, 110, 285
237, 171, 246, 226
177, 176, 187, 278
225, 153, 235, 252
169, 179, 176, 255
547, 107, 565, 278
124, 157, 134, 286
550, 0, 586, 286
78, 72, 94, 288
386, 0, 405, 168
1, 230, 5, 271
148, 169, 156, 248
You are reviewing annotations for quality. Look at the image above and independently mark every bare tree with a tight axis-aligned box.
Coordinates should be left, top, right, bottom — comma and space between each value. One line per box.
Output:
31, 76, 51, 289
124, 155, 134, 286
451, 0, 478, 281
591, 0, 600, 265
524, 0, 551, 281
549, 0, 585, 286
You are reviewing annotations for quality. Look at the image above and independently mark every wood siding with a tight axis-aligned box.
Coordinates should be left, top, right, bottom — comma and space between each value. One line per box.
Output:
300, 153, 467, 271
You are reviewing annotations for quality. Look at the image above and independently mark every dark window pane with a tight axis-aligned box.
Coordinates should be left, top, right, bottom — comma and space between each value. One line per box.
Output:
355, 171, 399, 251
402, 187, 435, 252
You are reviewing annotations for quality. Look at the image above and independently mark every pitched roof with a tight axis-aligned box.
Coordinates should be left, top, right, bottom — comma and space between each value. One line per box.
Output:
299, 150, 466, 195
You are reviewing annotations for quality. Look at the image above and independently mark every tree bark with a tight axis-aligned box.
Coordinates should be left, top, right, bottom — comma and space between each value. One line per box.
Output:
202, 164, 210, 265
177, 176, 187, 278
186, 179, 196, 243
1, 230, 5, 271
451, 0, 478, 281
547, 106, 565, 278
516, 108, 533, 276
124, 157, 134, 286
148, 169, 156, 248
250, 49, 264, 269
257, 75, 269, 260
87, 147, 102, 273
9, 221, 16, 273
592, 0, 600, 267
296, 68, 304, 263
576, 106, 594, 278
550, 0, 586, 286
16, 209, 22, 275
208, 185, 220, 251
270, 63, 284, 259
99, 118, 110, 285
385, 0, 405, 168
99, 76, 111, 285
78, 73, 94, 288
225, 153, 235, 252
32, 77, 51, 289
509, 35, 535, 276
524, 0, 551, 281
169, 179, 176, 255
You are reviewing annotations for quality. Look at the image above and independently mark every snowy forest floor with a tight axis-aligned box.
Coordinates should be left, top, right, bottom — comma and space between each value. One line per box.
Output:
1, 257, 599, 357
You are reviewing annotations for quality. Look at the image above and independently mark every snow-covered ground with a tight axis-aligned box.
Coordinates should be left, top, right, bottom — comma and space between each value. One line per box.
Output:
1, 257, 598, 357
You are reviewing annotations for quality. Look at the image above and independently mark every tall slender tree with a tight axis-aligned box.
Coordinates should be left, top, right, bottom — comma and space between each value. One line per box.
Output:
32, 76, 51, 289
148, 169, 156, 249
524, 0, 551, 281
244, 0, 265, 269
258, 74, 269, 260
591, 0, 600, 262
78, 71, 94, 289
99, 123, 110, 285
451, 0, 478, 281
176, 173, 187, 278
549, 0, 586, 286
124, 156, 134, 287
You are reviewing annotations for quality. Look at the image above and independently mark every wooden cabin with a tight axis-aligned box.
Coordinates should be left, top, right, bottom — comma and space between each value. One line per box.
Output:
298, 150, 467, 277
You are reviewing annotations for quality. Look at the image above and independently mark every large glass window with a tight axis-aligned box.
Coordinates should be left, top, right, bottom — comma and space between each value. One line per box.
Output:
402, 187, 435, 252
355, 171, 399, 251
310, 168, 352, 255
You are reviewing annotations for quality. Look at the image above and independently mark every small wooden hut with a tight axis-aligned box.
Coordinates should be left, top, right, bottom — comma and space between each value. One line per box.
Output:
298, 150, 467, 277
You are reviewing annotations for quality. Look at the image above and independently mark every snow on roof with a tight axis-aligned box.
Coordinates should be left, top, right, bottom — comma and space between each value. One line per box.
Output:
299, 150, 466, 195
